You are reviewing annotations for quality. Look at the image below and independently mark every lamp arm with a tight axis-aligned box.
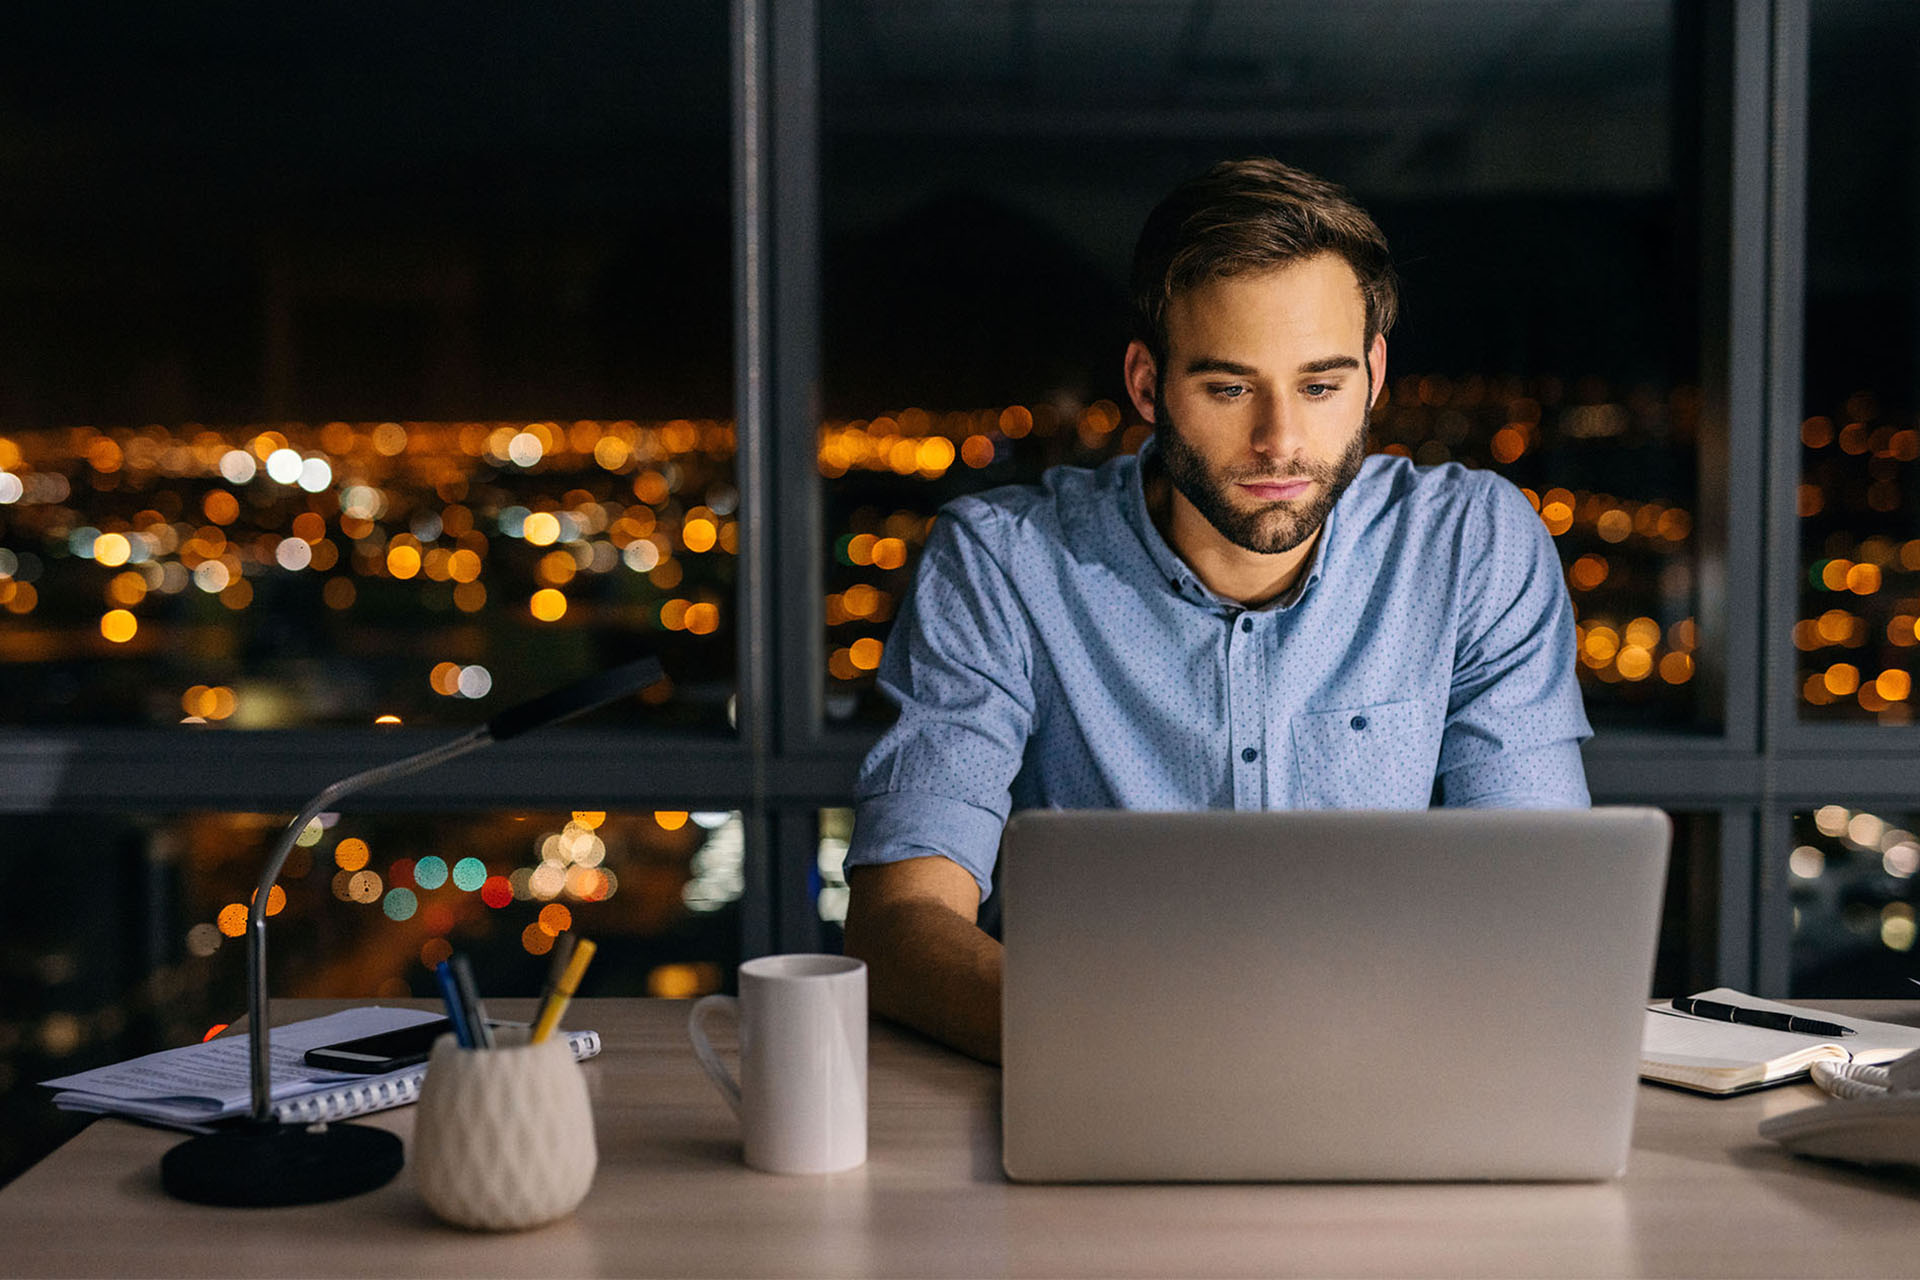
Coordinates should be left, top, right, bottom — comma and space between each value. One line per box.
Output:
245, 726, 492, 1122
237, 653, 662, 1124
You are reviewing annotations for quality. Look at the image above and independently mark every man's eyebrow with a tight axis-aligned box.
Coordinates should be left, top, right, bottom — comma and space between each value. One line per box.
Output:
1179, 355, 1362, 377
1297, 355, 1361, 375
1182, 358, 1258, 377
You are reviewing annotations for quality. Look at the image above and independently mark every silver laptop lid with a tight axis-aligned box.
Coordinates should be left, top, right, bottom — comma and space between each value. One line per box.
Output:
1001, 807, 1671, 1182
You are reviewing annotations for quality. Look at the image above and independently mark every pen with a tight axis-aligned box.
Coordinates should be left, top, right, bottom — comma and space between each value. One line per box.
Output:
434, 959, 474, 1048
530, 938, 596, 1044
1670, 995, 1855, 1038
450, 953, 494, 1050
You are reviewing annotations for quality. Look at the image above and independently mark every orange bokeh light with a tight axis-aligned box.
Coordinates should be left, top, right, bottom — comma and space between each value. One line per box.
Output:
100, 609, 138, 643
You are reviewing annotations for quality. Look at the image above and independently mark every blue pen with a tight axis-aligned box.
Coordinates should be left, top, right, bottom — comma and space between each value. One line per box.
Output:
450, 953, 494, 1049
434, 959, 474, 1048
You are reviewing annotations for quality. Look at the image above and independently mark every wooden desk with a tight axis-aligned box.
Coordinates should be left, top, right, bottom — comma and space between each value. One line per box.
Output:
4, 998, 1919, 1277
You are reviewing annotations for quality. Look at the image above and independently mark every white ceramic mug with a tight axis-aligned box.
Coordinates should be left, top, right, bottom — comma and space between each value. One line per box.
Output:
688, 953, 867, 1174
413, 1027, 597, 1230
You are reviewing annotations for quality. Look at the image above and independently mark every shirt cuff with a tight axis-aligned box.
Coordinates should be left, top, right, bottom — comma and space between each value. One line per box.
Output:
1441, 739, 1591, 809
845, 790, 1006, 904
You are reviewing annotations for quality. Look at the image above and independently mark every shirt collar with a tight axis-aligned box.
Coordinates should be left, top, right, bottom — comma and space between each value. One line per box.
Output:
1121, 436, 1336, 613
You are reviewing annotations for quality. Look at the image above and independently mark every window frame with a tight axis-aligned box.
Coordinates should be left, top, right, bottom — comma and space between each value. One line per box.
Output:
3, 0, 1915, 993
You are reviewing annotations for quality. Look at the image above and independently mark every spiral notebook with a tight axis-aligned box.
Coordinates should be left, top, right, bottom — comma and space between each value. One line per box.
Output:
42, 1007, 600, 1133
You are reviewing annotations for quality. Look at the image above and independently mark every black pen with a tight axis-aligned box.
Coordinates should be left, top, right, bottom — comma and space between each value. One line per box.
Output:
1670, 995, 1854, 1037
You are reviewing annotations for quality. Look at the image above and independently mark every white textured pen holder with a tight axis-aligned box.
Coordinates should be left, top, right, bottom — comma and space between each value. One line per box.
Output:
413, 1028, 597, 1230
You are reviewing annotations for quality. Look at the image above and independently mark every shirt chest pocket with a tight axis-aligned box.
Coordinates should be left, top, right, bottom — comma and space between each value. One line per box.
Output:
1289, 699, 1439, 810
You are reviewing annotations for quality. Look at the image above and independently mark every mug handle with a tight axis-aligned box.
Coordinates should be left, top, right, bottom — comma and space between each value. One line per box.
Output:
688, 994, 742, 1117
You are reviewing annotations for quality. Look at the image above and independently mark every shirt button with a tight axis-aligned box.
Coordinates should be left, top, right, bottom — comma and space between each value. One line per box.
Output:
1350, 716, 1368, 731
1241, 747, 1258, 763
1239, 617, 1253, 633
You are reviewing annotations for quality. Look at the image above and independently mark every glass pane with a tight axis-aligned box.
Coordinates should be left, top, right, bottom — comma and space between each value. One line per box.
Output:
820, 1, 1704, 729
818, 807, 854, 933
1789, 805, 1920, 995
0, 806, 741, 1183
0, 7, 735, 729
1797, 1, 1920, 724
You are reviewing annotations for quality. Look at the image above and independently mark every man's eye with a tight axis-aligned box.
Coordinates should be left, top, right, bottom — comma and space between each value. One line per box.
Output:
1302, 383, 1338, 398
1209, 384, 1248, 399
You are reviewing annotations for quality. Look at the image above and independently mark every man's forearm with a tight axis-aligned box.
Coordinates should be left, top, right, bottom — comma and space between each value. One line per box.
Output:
844, 899, 1003, 1065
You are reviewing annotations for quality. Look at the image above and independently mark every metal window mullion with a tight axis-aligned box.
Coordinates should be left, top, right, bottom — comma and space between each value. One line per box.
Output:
1708, 0, 1774, 755
1584, 747, 1764, 803
772, 0, 824, 759
1762, 0, 1809, 762
766, 0, 827, 954
732, 0, 776, 960
0, 730, 764, 812
1753, 0, 1810, 994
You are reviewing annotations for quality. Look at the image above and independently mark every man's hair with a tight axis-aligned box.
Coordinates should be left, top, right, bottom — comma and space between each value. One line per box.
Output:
1129, 157, 1398, 369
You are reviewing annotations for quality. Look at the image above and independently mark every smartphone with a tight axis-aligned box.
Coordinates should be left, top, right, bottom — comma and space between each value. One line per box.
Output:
302, 1018, 453, 1073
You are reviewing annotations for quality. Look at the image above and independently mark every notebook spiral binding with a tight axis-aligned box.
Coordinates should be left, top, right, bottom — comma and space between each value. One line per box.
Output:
273, 1030, 602, 1126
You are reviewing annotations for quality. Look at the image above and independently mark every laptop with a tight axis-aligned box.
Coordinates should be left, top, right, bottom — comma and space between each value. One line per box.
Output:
1000, 806, 1671, 1182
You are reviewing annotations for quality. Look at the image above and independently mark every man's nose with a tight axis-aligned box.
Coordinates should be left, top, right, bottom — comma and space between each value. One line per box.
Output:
1247, 393, 1304, 457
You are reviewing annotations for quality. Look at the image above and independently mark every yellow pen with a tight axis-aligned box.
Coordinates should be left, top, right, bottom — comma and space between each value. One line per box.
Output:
530, 937, 596, 1043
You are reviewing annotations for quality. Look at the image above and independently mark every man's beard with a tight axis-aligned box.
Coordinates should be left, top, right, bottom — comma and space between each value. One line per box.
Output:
1156, 394, 1370, 556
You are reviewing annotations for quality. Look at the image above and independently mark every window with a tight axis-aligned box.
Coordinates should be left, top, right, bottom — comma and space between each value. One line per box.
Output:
1796, 0, 1920, 725
6, 0, 1920, 1187
0, 4, 740, 1185
0, 5, 735, 730
818, 0, 1707, 730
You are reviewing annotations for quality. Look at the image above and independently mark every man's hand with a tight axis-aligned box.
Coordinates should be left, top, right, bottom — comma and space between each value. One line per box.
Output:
842, 857, 1003, 1064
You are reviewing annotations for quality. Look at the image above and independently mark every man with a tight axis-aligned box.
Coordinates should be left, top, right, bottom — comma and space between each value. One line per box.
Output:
840, 157, 1591, 1063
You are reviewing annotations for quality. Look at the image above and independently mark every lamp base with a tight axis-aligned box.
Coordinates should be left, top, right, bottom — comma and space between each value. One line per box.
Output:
161, 1121, 405, 1207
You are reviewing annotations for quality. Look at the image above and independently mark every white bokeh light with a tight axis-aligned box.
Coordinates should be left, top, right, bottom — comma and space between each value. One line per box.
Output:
274, 538, 313, 571
297, 456, 333, 493
265, 448, 303, 484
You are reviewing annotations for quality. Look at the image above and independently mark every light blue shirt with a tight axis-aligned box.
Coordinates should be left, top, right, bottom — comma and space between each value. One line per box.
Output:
847, 445, 1593, 902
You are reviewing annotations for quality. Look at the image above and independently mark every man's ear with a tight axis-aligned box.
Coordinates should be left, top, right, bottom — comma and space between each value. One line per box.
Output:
1367, 333, 1388, 407
1123, 340, 1159, 424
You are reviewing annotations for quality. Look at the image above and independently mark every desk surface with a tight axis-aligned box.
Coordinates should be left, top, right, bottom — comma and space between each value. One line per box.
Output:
4, 998, 1920, 1278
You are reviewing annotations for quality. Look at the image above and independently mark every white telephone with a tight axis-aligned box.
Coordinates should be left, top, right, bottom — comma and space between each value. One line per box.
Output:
1758, 1045, 1920, 1167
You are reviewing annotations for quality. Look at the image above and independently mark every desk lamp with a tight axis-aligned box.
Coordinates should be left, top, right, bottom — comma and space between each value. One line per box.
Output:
159, 655, 663, 1207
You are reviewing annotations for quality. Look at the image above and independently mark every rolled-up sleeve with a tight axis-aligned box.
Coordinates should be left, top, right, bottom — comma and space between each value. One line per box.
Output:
1438, 476, 1593, 809
844, 504, 1035, 902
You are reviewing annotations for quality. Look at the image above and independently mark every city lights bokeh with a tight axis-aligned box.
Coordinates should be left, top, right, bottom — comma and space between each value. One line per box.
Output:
4, 808, 746, 1078
0, 418, 731, 727
6, 373, 1913, 731
817, 373, 1707, 723
1792, 805, 1920, 994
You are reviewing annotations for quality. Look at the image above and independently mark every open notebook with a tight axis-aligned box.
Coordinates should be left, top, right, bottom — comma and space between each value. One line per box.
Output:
43, 1007, 600, 1132
1641, 988, 1920, 1095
